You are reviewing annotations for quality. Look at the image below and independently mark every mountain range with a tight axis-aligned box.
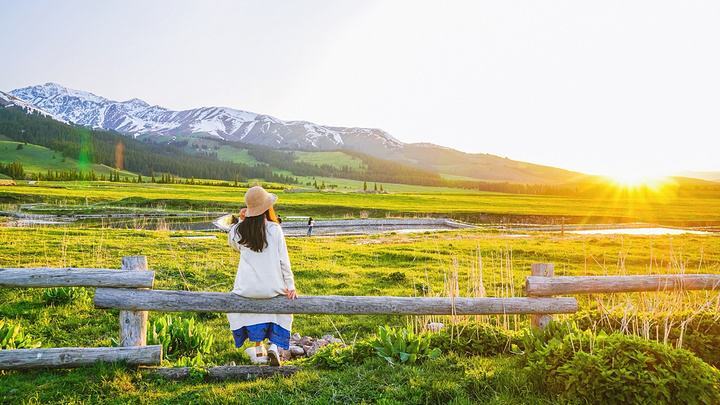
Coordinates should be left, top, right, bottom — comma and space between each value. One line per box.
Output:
5, 83, 583, 184
9, 83, 402, 153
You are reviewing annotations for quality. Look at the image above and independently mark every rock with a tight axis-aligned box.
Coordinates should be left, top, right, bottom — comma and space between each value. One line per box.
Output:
298, 336, 313, 346
321, 334, 334, 341
302, 344, 313, 354
291, 333, 302, 341
306, 341, 326, 357
278, 348, 292, 361
289, 345, 305, 357
328, 337, 343, 344
426, 322, 445, 332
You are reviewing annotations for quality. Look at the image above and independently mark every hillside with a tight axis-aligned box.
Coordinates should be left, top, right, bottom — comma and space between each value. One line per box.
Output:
0, 141, 134, 176
0, 106, 293, 183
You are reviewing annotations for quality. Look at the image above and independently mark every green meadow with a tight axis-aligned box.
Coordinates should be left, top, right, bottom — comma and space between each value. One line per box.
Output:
1, 224, 719, 403
2, 181, 720, 224
1, 181, 720, 403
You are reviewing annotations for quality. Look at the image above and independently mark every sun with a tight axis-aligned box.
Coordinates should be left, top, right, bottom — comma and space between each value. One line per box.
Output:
603, 168, 672, 189
610, 172, 656, 187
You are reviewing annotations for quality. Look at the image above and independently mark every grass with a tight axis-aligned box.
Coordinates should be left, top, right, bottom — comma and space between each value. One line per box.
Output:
214, 145, 260, 165
0, 141, 136, 177
1, 177, 720, 403
2, 181, 720, 225
0, 226, 718, 402
294, 151, 365, 171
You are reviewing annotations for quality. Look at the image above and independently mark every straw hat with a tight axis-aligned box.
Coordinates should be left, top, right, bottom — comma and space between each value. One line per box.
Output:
244, 186, 278, 217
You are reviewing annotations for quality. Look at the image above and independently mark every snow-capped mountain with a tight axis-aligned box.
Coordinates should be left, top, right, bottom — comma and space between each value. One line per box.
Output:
9, 83, 402, 151
0, 90, 68, 123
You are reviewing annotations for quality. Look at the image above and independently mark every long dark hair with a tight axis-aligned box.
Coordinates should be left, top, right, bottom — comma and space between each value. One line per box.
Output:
235, 207, 278, 252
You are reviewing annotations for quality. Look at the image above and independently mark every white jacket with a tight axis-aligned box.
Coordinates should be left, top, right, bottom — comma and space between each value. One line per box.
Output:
226, 221, 295, 331
228, 221, 295, 297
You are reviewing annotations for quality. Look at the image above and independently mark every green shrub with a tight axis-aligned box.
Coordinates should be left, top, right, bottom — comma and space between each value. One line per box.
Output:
573, 310, 720, 367
372, 326, 440, 365
146, 315, 214, 359
41, 287, 88, 305
522, 326, 720, 404
429, 323, 518, 356
0, 320, 41, 349
307, 340, 375, 369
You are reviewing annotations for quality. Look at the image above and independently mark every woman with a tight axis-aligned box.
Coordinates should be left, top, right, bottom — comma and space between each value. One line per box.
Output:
227, 186, 297, 366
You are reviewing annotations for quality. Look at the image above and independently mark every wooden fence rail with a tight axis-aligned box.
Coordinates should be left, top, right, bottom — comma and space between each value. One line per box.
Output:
93, 288, 579, 315
526, 274, 720, 297
0, 268, 155, 288
0, 346, 162, 370
9, 255, 720, 372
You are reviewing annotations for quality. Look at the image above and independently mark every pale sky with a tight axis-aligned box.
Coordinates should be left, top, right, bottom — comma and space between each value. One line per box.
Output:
2, 0, 719, 176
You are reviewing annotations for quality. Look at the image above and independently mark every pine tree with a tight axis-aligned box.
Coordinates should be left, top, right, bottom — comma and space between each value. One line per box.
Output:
363, 181, 367, 191
374, 183, 377, 191
380, 184, 384, 192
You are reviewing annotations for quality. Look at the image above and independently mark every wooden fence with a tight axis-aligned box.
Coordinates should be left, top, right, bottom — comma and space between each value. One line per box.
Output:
0, 256, 161, 370
2, 256, 719, 371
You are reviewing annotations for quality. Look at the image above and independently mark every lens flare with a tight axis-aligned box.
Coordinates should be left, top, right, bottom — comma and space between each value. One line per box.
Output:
114, 141, 125, 170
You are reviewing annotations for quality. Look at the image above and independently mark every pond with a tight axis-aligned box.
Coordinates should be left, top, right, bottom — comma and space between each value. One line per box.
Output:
0, 212, 475, 236
567, 227, 713, 236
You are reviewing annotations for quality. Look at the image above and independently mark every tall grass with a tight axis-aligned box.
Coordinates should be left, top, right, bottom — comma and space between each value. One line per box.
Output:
411, 244, 720, 352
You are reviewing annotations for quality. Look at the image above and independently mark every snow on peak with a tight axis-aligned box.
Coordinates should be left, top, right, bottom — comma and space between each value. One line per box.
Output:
0, 89, 69, 123
9, 83, 404, 151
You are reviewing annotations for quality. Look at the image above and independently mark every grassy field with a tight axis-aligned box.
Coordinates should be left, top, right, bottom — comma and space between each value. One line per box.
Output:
214, 146, 260, 165
294, 151, 365, 171
1, 181, 720, 403
2, 181, 720, 225
0, 225, 718, 403
0, 141, 136, 177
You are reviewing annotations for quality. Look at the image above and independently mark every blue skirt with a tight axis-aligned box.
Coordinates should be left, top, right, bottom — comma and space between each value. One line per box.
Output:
232, 322, 291, 350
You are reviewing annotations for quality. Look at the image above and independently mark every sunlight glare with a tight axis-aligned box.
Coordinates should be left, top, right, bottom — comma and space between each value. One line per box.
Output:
603, 167, 672, 189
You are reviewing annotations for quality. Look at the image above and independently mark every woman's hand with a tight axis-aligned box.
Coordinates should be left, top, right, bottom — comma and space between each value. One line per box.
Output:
284, 288, 297, 300
239, 207, 247, 220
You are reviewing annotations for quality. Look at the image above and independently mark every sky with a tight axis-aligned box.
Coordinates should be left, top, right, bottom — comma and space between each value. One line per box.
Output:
2, 0, 719, 177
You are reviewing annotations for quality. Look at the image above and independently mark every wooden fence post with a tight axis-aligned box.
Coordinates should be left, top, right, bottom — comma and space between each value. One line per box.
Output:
530, 263, 554, 329
119, 256, 149, 347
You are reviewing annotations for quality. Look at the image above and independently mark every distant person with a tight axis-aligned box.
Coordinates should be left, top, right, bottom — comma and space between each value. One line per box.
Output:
307, 217, 315, 236
226, 186, 297, 366
277, 216, 283, 224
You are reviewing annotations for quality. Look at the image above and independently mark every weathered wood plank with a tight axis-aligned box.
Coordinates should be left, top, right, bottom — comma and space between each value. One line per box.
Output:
0, 346, 162, 370
119, 256, 149, 347
529, 263, 554, 329
95, 289, 578, 315
0, 268, 154, 288
526, 274, 720, 296
155, 365, 299, 381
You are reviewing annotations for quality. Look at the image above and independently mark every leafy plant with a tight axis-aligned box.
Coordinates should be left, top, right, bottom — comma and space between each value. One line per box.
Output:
372, 326, 440, 365
0, 320, 41, 350
307, 340, 375, 369
573, 310, 720, 367
522, 325, 720, 403
429, 323, 518, 356
41, 287, 88, 305
147, 315, 214, 359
